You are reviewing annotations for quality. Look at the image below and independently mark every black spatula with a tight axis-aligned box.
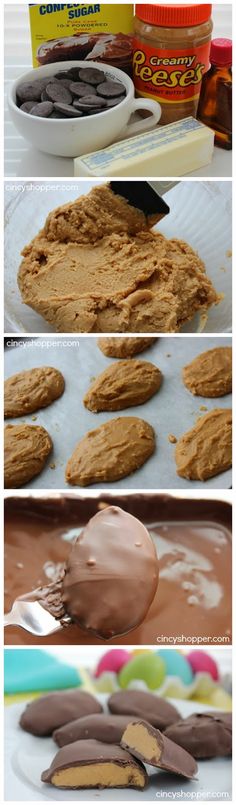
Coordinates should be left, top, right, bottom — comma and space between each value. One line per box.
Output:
109, 180, 170, 225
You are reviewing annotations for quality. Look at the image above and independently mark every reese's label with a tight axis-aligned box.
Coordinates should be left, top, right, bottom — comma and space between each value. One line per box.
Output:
133, 40, 211, 104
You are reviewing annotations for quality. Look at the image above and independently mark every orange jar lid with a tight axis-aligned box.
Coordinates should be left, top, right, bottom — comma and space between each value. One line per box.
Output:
135, 4, 212, 28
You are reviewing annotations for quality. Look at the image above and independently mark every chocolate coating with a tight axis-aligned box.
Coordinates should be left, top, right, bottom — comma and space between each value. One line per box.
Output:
62, 506, 159, 639
53, 714, 142, 748
41, 739, 148, 789
164, 712, 232, 758
108, 690, 180, 730
20, 690, 102, 736
121, 720, 198, 779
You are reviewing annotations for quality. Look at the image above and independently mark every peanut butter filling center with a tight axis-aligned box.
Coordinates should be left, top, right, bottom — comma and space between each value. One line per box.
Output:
123, 724, 161, 762
51, 762, 145, 788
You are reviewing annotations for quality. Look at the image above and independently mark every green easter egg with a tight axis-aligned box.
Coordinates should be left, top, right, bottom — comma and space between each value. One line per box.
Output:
119, 653, 166, 690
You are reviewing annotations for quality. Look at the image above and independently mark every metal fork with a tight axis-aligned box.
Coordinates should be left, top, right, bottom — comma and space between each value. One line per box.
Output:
4, 599, 65, 636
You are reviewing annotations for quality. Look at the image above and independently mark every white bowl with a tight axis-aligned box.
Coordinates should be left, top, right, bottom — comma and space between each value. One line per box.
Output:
8, 60, 161, 158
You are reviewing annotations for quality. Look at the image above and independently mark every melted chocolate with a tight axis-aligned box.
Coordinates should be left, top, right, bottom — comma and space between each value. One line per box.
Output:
4, 494, 231, 646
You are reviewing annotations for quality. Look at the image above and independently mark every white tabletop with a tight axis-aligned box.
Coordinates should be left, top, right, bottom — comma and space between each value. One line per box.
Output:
4, 3, 232, 179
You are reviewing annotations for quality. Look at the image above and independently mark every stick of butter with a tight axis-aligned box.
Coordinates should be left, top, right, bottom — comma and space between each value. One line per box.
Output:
74, 117, 214, 177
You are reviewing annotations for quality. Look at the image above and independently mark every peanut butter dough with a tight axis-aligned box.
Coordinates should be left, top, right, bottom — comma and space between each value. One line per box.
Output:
66, 417, 155, 486
18, 184, 220, 334
4, 366, 65, 418
183, 347, 232, 397
98, 337, 157, 358
83, 359, 162, 412
4, 423, 53, 488
175, 409, 232, 481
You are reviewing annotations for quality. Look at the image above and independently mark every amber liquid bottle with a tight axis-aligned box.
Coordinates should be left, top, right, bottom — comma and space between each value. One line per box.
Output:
198, 38, 232, 150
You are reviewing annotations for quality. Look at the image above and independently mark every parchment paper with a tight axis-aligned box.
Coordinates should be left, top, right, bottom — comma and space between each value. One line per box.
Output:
4, 335, 232, 490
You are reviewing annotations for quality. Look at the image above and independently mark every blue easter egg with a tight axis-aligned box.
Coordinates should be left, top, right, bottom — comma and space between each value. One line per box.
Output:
157, 650, 193, 685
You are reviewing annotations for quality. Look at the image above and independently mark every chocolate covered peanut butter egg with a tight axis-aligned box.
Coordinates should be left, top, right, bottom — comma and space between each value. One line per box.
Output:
62, 506, 159, 639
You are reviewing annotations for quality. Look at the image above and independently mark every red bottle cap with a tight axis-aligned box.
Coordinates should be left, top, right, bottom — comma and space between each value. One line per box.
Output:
210, 38, 232, 66
135, 4, 212, 28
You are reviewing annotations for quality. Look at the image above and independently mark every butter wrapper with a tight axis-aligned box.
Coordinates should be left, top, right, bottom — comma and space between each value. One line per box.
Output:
74, 117, 215, 177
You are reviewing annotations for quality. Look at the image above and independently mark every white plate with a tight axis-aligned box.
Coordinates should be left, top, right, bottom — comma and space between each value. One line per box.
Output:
4, 335, 232, 489
4, 180, 232, 334
5, 697, 232, 801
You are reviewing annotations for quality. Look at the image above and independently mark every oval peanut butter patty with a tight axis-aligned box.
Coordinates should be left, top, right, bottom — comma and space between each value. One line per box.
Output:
97, 337, 157, 358
83, 360, 162, 412
183, 347, 232, 397
66, 417, 155, 486
4, 366, 65, 418
4, 423, 53, 488
175, 408, 232, 481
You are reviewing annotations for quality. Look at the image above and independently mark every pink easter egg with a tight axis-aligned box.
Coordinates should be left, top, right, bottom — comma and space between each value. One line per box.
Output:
187, 650, 219, 681
95, 649, 131, 678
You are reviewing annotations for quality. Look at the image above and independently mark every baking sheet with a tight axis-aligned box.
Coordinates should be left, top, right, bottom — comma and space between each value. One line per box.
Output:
4, 335, 232, 490
4, 180, 232, 333
5, 697, 232, 801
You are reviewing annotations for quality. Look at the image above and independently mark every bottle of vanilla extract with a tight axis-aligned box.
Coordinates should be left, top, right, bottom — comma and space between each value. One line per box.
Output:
198, 38, 232, 150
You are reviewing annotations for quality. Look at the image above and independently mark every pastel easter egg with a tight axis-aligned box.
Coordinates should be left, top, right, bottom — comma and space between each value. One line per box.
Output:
187, 650, 219, 681
119, 653, 166, 690
95, 649, 130, 678
157, 650, 193, 685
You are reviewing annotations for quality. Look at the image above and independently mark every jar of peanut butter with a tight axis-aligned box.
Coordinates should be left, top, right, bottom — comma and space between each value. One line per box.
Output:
133, 4, 213, 124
